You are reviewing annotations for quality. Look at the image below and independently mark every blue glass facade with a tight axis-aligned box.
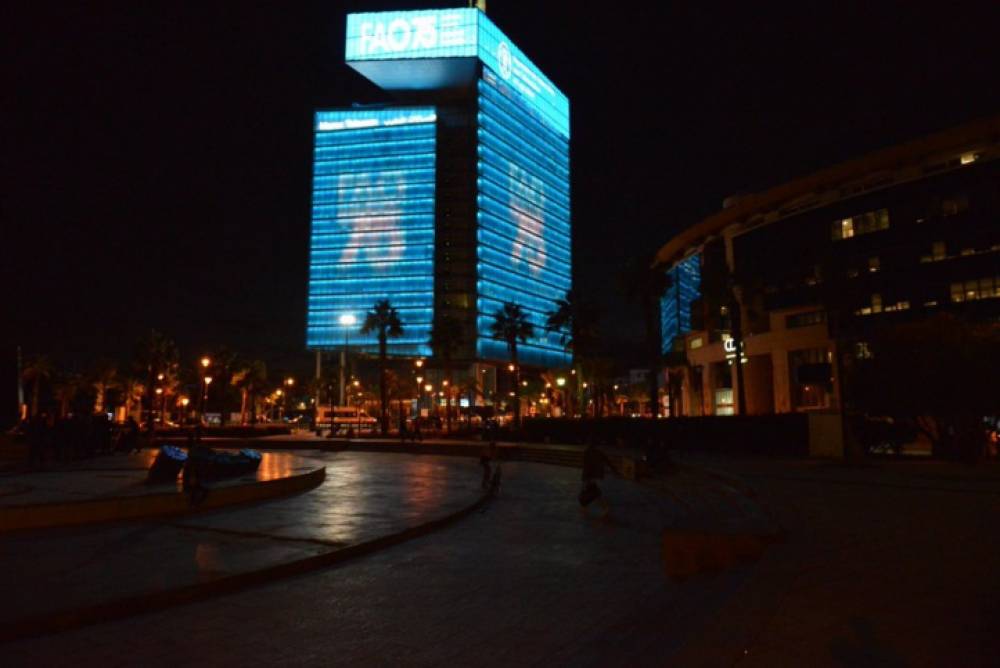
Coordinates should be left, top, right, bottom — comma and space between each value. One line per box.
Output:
307, 108, 437, 356
310, 9, 571, 368
345, 9, 569, 139
476, 68, 571, 367
661, 254, 702, 354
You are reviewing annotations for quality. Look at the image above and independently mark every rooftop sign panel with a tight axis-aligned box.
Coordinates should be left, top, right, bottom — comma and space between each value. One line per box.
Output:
345, 9, 569, 139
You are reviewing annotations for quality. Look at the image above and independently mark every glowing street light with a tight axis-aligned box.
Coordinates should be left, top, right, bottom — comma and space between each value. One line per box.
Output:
201, 356, 211, 369
339, 313, 357, 407
556, 377, 566, 387
424, 384, 433, 393
414, 359, 424, 368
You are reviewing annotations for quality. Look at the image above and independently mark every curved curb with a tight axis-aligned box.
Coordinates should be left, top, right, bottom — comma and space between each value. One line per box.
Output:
0, 466, 326, 533
0, 488, 491, 644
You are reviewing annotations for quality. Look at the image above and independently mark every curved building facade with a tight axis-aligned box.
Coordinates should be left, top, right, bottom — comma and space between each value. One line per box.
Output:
656, 116, 1000, 416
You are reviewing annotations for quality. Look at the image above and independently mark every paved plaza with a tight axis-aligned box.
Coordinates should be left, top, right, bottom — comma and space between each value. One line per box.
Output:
1, 448, 998, 666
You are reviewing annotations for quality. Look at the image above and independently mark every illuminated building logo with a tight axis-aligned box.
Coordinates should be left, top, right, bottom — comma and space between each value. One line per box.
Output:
497, 41, 512, 80
508, 164, 546, 275
336, 171, 406, 268
357, 12, 467, 56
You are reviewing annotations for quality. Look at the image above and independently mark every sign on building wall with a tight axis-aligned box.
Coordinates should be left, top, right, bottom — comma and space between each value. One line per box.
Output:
345, 9, 569, 139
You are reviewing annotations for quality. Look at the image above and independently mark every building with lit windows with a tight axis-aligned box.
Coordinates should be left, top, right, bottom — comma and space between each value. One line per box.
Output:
655, 116, 1000, 417
306, 8, 571, 370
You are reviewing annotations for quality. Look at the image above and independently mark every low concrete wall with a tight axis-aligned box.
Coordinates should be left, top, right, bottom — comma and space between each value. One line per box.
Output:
0, 466, 325, 532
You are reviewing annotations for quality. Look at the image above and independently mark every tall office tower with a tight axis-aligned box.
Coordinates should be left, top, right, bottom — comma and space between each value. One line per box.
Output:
306, 8, 571, 369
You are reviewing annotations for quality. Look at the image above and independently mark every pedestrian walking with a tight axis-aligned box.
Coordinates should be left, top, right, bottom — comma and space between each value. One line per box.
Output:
579, 441, 619, 519
480, 440, 499, 489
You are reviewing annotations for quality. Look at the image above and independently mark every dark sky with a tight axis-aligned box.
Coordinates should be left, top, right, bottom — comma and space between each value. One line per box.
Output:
4, 0, 1000, 398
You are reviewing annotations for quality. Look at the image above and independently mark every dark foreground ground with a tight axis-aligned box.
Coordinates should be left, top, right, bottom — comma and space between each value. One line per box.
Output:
2, 452, 998, 666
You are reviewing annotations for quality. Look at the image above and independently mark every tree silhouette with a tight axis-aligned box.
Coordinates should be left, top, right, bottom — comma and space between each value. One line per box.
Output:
361, 300, 404, 435
490, 302, 535, 428
22, 354, 54, 417
133, 329, 179, 435
546, 289, 600, 417
621, 255, 671, 416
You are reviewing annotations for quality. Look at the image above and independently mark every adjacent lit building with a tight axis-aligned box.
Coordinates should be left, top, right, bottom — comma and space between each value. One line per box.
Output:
306, 8, 571, 369
656, 116, 1000, 416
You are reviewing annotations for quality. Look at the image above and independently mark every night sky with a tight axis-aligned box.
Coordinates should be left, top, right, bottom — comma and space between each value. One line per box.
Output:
5, 1, 1000, 414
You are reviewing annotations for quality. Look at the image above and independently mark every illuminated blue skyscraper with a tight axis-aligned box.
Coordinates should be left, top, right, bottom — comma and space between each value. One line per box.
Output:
307, 8, 571, 368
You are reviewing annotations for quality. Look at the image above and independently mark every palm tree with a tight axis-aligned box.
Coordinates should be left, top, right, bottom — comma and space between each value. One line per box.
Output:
213, 347, 239, 426
361, 299, 405, 435
22, 354, 55, 417
121, 375, 145, 422
233, 359, 268, 425
430, 314, 464, 432
90, 358, 119, 415
621, 255, 672, 417
490, 302, 535, 428
133, 329, 179, 435
546, 290, 600, 417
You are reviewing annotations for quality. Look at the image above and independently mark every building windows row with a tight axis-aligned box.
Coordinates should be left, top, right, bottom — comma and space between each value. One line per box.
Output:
786, 310, 826, 328
950, 277, 1000, 303
856, 293, 910, 316
831, 208, 890, 241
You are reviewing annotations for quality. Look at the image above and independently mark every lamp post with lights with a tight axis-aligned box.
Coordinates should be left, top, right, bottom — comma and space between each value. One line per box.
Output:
198, 356, 211, 424
339, 314, 357, 407
282, 377, 294, 423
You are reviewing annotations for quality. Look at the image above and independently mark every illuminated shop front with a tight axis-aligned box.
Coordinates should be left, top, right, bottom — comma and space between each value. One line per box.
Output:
308, 8, 571, 368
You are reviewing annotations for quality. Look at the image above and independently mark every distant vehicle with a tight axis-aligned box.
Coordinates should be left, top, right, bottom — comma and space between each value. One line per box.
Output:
315, 406, 377, 431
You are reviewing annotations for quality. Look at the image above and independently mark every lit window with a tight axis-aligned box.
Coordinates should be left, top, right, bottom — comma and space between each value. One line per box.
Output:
855, 342, 873, 359
689, 336, 703, 350
951, 283, 964, 303
871, 294, 882, 314
932, 241, 946, 261
868, 257, 880, 273
847, 268, 860, 278
942, 196, 969, 217
831, 208, 889, 241
924, 300, 938, 307
960, 152, 977, 165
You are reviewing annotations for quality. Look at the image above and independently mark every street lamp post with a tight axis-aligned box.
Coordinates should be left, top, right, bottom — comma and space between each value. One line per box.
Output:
203, 376, 213, 424
155, 387, 164, 425
283, 377, 294, 424
199, 356, 211, 425
339, 314, 357, 407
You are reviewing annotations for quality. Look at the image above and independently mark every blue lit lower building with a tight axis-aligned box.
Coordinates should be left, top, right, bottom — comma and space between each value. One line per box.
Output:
307, 8, 571, 369
660, 254, 702, 354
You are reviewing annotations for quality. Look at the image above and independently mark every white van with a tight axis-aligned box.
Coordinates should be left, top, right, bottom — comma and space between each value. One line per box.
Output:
316, 406, 377, 431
